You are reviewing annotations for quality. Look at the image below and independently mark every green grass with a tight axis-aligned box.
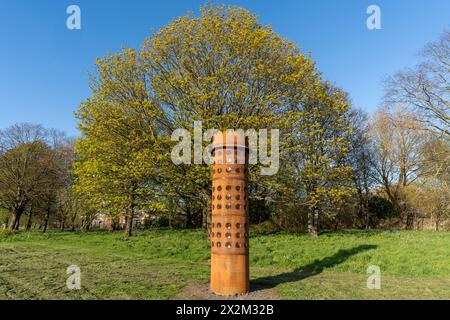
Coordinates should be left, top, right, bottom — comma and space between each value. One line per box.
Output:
1, 229, 450, 299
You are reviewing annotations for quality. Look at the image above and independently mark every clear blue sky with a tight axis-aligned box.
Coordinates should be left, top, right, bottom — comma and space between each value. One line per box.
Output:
1, 0, 449, 137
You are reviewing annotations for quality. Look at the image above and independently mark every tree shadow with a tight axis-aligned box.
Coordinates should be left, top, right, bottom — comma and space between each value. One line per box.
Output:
251, 244, 377, 291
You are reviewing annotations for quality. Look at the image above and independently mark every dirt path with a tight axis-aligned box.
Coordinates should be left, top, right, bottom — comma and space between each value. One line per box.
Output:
173, 282, 280, 300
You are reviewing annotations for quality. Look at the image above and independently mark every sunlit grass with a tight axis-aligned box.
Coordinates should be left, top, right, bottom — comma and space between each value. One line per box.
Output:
1, 229, 450, 299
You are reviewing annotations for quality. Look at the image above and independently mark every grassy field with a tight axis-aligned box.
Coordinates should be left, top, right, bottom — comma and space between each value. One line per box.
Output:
1, 228, 450, 299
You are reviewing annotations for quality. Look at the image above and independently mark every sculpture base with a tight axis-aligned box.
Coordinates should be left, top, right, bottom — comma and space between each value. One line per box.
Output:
210, 253, 249, 295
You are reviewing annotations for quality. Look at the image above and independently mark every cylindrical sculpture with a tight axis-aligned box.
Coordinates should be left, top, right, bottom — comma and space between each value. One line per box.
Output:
210, 131, 249, 295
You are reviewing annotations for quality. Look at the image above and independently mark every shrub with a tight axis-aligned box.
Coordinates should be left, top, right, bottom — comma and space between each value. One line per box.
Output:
251, 220, 281, 235
0, 229, 16, 238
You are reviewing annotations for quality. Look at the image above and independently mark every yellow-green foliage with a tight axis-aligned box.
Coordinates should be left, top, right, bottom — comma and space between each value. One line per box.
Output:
74, 4, 354, 229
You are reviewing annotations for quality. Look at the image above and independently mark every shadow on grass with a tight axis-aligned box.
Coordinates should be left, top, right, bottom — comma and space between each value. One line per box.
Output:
251, 244, 377, 291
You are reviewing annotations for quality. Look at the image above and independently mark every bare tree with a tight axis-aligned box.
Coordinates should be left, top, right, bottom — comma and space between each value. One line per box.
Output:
0, 124, 47, 229
39, 133, 73, 233
56, 186, 81, 231
0, 124, 72, 231
384, 30, 449, 136
348, 108, 376, 228
369, 108, 428, 228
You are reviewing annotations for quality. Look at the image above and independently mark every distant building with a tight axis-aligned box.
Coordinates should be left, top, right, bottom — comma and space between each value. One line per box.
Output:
91, 211, 153, 230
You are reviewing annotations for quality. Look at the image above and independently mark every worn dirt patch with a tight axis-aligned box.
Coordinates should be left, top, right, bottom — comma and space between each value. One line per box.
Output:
173, 282, 279, 300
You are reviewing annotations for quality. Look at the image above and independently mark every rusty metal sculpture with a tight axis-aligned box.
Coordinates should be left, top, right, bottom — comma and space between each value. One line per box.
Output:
210, 131, 249, 295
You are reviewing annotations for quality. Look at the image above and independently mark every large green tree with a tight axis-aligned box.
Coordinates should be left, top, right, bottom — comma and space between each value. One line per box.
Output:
74, 4, 354, 236
74, 48, 165, 236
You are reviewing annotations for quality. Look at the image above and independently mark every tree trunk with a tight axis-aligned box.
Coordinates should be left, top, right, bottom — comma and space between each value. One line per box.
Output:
405, 210, 415, 230
202, 206, 208, 231
42, 207, 51, 233
9, 210, 23, 230
307, 209, 318, 237
364, 194, 370, 230
125, 204, 135, 238
70, 212, 77, 231
10, 215, 17, 230
314, 209, 319, 233
26, 211, 33, 231
125, 214, 133, 237
365, 209, 370, 230
185, 207, 192, 228
124, 183, 138, 237
80, 218, 86, 231
202, 210, 207, 230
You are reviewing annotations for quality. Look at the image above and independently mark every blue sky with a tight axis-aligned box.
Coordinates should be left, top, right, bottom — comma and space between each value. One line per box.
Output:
1, 0, 449, 137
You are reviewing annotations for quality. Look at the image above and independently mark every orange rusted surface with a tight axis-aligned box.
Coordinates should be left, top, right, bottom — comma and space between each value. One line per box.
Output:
210, 131, 249, 295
